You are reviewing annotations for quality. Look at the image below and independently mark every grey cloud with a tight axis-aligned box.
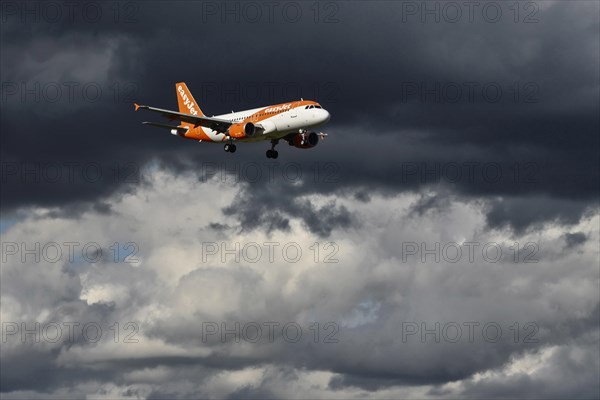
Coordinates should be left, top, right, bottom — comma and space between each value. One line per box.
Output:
1, 1, 599, 398
484, 196, 593, 233
563, 231, 588, 248
222, 181, 354, 237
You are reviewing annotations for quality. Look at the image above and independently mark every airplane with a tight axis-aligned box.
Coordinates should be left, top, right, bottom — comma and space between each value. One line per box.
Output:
134, 82, 331, 159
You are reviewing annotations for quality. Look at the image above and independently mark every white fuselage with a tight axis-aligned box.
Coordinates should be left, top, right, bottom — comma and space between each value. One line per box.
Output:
201, 103, 331, 142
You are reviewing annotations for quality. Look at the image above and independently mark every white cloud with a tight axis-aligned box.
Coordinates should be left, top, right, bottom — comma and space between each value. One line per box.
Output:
1, 166, 598, 398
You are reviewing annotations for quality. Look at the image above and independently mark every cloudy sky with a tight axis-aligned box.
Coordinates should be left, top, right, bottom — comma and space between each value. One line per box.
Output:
1, 1, 599, 398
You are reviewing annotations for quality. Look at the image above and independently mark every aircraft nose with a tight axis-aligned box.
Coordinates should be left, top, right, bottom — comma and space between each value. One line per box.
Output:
321, 109, 331, 123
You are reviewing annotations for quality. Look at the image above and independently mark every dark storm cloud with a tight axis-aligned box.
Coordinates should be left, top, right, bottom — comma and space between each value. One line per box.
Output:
1, 0, 598, 234
222, 178, 353, 237
563, 231, 587, 248
208, 222, 230, 231
484, 195, 593, 233
408, 191, 453, 216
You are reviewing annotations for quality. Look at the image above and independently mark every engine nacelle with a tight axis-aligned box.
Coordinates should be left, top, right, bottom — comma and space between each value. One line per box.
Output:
228, 122, 256, 138
257, 120, 277, 135
291, 131, 319, 149
244, 122, 256, 137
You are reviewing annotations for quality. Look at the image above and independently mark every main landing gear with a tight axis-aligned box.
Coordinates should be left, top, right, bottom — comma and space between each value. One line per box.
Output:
266, 139, 279, 159
224, 142, 236, 153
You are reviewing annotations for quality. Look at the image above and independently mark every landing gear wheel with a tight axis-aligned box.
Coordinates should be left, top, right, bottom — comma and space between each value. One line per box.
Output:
267, 139, 279, 159
224, 143, 236, 153
266, 149, 279, 159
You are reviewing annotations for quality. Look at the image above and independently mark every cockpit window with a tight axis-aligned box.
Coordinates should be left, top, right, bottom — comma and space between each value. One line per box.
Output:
315, 105, 322, 109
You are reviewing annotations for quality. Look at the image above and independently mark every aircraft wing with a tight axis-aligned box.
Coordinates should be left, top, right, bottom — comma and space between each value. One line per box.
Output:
134, 103, 232, 133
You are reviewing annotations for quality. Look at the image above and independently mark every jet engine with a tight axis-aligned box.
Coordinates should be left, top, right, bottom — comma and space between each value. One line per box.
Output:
228, 122, 256, 138
290, 131, 319, 149
244, 122, 256, 137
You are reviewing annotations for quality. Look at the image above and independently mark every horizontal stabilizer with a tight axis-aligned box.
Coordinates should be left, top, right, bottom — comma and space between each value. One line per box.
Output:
142, 121, 189, 135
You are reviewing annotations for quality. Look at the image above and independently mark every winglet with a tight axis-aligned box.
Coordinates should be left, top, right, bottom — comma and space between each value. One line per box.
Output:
133, 102, 140, 111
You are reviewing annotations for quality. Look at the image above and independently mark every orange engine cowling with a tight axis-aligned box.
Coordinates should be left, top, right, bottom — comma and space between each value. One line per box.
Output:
228, 122, 256, 138
291, 132, 319, 149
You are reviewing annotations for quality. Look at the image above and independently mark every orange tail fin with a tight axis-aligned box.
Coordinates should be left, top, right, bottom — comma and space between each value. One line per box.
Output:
176, 82, 204, 116
176, 82, 206, 131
